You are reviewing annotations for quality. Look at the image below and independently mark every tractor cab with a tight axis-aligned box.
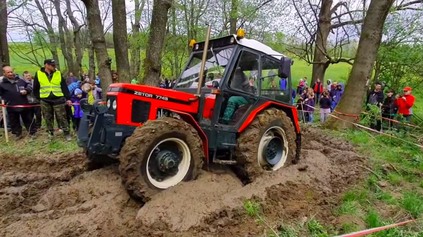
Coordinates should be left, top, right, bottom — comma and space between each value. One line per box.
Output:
174, 34, 293, 126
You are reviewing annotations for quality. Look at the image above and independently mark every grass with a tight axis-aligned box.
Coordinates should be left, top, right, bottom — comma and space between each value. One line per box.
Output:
401, 192, 423, 218
0, 128, 80, 156
291, 59, 351, 85
9, 43, 119, 76
335, 129, 423, 235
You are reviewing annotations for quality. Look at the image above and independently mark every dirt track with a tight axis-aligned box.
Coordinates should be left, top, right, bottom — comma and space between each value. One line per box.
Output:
0, 127, 366, 236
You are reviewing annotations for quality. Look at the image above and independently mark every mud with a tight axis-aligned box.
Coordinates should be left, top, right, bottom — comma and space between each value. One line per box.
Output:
0, 127, 367, 236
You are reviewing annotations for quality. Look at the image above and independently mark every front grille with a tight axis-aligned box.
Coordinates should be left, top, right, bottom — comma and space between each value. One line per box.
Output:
132, 100, 151, 123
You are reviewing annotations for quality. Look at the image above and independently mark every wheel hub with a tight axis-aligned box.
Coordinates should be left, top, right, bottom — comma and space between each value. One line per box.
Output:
148, 146, 181, 182
157, 150, 180, 172
262, 137, 283, 166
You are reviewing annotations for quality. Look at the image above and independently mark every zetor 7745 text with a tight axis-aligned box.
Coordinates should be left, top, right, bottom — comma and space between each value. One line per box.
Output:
77, 31, 301, 203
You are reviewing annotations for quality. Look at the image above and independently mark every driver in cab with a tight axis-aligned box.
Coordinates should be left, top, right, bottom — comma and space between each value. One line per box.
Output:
221, 67, 253, 124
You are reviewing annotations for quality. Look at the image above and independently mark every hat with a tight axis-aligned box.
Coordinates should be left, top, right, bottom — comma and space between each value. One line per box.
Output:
44, 59, 56, 65
74, 88, 82, 95
403, 86, 412, 92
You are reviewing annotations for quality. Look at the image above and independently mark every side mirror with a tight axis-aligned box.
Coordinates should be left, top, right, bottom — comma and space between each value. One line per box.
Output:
212, 80, 219, 89
278, 56, 292, 78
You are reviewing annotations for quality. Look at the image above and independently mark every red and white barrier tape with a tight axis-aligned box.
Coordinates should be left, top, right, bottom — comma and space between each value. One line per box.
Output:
0, 104, 41, 108
335, 219, 415, 237
0, 103, 87, 108
301, 103, 421, 129
301, 103, 423, 149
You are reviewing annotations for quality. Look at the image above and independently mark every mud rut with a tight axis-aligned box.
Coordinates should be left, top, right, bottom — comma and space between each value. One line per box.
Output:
0, 127, 366, 236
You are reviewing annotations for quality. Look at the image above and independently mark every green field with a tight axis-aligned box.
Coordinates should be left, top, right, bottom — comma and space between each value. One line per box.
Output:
8, 43, 351, 82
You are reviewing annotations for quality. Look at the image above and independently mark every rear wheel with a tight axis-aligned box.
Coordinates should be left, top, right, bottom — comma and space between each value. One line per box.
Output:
119, 117, 204, 203
235, 108, 297, 182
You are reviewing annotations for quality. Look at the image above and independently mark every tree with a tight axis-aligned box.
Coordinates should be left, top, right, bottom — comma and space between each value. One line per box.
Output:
374, 10, 423, 89
143, 0, 173, 85
0, 0, 9, 72
326, 0, 395, 130
82, 0, 112, 93
65, 0, 84, 77
129, 0, 146, 80
53, 0, 78, 74
290, 0, 362, 85
32, 0, 61, 69
112, 0, 130, 82
229, 0, 238, 34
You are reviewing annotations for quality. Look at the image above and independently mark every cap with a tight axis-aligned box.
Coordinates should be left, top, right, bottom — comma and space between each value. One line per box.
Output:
403, 86, 412, 92
74, 88, 82, 95
44, 59, 56, 65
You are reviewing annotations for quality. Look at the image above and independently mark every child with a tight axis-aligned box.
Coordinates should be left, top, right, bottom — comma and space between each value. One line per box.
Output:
319, 91, 331, 123
304, 88, 315, 123
71, 89, 84, 131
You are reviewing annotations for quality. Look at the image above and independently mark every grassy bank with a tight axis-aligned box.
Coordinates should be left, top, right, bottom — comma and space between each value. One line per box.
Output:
245, 128, 423, 236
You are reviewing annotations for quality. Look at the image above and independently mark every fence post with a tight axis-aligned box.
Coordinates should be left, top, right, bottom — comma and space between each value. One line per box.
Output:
1, 100, 9, 143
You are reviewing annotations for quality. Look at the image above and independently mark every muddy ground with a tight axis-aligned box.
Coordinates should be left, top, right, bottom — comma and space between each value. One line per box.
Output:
0, 127, 367, 236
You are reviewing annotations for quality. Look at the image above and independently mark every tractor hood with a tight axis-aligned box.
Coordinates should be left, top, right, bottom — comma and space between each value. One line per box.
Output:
107, 83, 199, 104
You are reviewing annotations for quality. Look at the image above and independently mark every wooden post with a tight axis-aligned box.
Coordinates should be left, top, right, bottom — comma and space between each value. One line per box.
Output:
1, 100, 8, 142
196, 24, 212, 96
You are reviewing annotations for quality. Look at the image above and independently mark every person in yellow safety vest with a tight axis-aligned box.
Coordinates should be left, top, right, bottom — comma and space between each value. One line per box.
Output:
33, 59, 73, 141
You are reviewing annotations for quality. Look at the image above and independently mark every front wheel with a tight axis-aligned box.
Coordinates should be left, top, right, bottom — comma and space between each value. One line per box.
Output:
235, 108, 297, 182
119, 117, 204, 203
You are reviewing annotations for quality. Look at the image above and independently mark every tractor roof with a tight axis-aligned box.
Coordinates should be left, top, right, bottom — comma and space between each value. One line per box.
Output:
235, 36, 286, 60
192, 35, 287, 60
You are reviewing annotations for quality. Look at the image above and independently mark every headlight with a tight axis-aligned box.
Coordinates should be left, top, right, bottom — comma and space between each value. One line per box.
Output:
106, 99, 111, 108
112, 100, 117, 110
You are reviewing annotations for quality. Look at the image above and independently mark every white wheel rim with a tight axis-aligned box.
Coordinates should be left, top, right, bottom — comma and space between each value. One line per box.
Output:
257, 126, 289, 171
146, 138, 191, 189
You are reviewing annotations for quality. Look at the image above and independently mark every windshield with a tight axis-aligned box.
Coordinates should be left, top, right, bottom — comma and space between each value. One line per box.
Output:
175, 46, 234, 89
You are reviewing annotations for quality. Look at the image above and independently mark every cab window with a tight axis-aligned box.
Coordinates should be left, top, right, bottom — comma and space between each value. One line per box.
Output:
260, 56, 290, 102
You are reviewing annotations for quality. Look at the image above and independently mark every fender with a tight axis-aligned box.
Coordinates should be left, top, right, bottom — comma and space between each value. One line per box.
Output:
167, 109, 209, 162
238, 101, 301, 134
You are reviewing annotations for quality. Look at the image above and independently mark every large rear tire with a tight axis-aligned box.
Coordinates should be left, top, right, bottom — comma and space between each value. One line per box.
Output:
235, 108, 297, 183
119, 117, 204, 203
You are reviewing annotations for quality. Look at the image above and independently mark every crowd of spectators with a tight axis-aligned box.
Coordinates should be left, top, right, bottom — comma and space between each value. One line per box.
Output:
0, 59, 110, 141
295, 77, 416, 130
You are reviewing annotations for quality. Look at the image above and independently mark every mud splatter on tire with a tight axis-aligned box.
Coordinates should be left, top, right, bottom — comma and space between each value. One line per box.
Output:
235, 108, 297, 182
119, 117, 205, 203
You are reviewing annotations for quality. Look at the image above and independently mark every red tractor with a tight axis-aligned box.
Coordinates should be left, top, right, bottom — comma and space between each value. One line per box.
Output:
77, 31, 301, 203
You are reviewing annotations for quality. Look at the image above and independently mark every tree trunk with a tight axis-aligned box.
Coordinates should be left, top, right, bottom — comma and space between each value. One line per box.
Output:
66, 0, 83, 77
143, 0, 172, 86
88, 44, 96, 81
326, 0, 395, 130
82, 0, 112, 94
171, 4, 178, 77
130, 0, 144, 80
0, 0, 9, 73
229, 0, 238, 34
34, 0, 60, 69
311, 0, 332, 85
112, 0, 130, 83
53, 0, 75, 73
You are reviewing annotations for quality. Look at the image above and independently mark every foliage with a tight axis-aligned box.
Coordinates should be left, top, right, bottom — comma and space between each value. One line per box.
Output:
375, 10, 423, 92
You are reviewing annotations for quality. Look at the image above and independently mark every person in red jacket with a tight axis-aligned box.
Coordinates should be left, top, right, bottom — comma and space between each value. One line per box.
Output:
312, 78, 324, 104
395, 86, 415, 122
